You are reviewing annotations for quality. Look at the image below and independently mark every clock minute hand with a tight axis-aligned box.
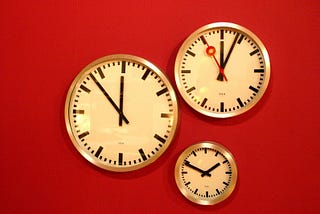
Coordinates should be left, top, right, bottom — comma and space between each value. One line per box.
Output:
89, 73, 129, 124
201, 162, 221, 177
184, 160, 210, 176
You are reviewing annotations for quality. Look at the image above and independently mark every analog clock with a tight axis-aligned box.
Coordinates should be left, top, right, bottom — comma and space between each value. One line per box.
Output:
174, 22, 271, 118
175, 141, 237, 205
65, 54, 179, 172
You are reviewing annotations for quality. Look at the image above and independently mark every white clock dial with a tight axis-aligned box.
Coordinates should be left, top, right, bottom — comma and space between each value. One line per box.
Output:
175, 22, 271, 118
175, 142, 237, 205
65, 54, 179, 172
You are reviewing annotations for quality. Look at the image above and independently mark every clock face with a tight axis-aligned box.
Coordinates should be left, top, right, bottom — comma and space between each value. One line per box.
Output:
175, 142, 237, 205
174, 22, 271, 118
65, 54, 179, 172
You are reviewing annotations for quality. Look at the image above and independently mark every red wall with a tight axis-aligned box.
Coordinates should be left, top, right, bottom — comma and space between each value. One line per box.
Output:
1, 0, 319, 213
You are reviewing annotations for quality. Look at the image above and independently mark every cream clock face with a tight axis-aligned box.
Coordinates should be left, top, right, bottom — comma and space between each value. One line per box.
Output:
175, 141, 237, 205
65, 54, 179, 172
174, 22, 271, 118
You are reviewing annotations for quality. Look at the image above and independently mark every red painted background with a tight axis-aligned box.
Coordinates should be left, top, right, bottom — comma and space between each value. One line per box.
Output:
1, 0, 319, 213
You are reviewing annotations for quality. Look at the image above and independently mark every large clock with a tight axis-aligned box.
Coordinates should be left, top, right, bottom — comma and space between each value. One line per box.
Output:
65, 54, 179, 172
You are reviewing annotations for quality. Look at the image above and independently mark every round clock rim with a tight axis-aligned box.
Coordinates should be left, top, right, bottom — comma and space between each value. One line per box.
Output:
174, 22, 271, 118
65, 54, 179, 172
174, 141, 238, 205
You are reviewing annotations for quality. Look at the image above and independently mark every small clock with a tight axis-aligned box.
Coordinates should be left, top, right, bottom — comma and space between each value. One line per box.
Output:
174, 22, 271, 118
175, 141, 238, 205
65, 54, 179, 172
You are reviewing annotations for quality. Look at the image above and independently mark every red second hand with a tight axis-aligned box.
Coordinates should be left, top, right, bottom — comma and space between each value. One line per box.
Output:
206, 46, 228, 81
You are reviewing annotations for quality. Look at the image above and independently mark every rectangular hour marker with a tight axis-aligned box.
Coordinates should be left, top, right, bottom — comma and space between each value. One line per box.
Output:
186, 86, 196, 93
142, 68, 151, 80
121, 61, 126, 73
97, 67, 105, 79
200, 35, 207, 45
223, 181, 229, 186
185, 181, 191, 186
206, 191, 209, 197
139, 148, 147, 161
154, 134, 166, 144
156, 87, 168, 96
182, 171, 188, 175
161, 113, 172, 118
249, 85, 259, 93
220, 102, 225, 112
220, 29, 224, 40
237, 98, 244, 108
95, 146, 103, 158
181, 70, 191, 74
225, 171, 232, 174
200, 98, 208, 107
192, 151, 197, 157
215, 151, 219, 157
250, 49, 259, 56
254, 69, 265, 73
194, 188, 198, 194
186, 50, 196, 57
223, 160, 228, 164
118, 153, 123, 165
237, 34, 244, 44
80, 84, 91, 93
78, 131, 89, 139
216, 189, 221, 195
73, 109, 84, 114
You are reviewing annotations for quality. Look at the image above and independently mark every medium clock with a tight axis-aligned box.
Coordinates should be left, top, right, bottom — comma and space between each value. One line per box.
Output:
65, 54, 179, 172
175, 141, 238, 205
174, 22, 271, 118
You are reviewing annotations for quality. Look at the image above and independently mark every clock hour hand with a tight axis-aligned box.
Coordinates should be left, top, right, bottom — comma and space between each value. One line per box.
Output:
184, 160, 210, 176
201, 35, 228, 81
89, 73, 129, 124
201, 162, 221, 177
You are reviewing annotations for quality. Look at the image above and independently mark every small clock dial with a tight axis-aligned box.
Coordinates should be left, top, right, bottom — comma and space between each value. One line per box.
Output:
175, 22, 271, 118
65, 54, 179, 172
175, 142, 237, 205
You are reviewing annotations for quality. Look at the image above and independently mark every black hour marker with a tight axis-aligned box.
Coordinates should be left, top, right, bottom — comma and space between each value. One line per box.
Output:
200, 35, 207, 45
95, 146, 103, 158
78, 131, 89, 139
215, 151, 219, 157
121, 61, 126, 73
154, 134, 166, 144
96, 67, 105, 79
237, 98, 244, 108
118, 153, 123, 165
237, 34, 244, 44
142, 68, 151, 80
73, 109, 84, 114
225, 171, 232, 174
182, 171, 188, 175
250, 49, 259, 56
161, 113, 171, 118
254, 69, 265, 73
194, 188, 198, 194
185, 181, 191, 186
216, 189, 221, 195
186, 50, 196, 57
139, 148, 147, 161
223, 181, 229, 186
80, 84, 91, 93
186, 86, 196, 93
200, 98, 208, 107
220, 29, 224, 40
156, 87, 168, 96
249, 85, 259, 93
192, 151, 197, 157
181, 70, 191, 74
220, 102, 225, 112
206, 191, 209, 197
